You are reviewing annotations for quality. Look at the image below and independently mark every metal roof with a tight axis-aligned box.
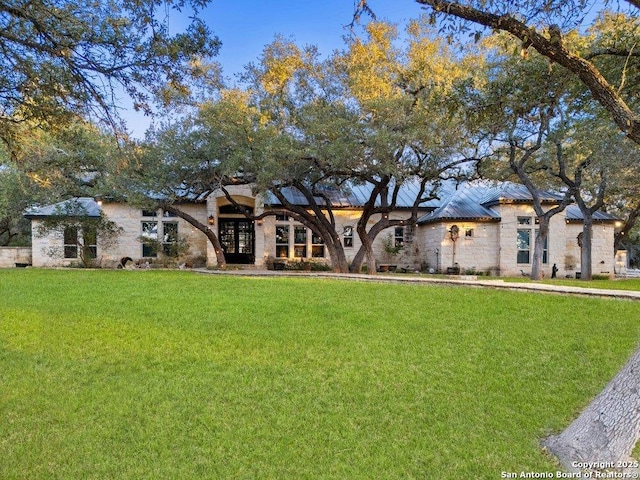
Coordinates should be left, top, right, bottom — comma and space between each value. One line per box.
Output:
479, 182, 565, 206
417, 183, 501, 224
24, 197, 102, 219
263, 180, 441, 209
565, 205, 619, 223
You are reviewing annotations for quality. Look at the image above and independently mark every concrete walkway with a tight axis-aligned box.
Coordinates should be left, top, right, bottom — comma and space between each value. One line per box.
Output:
195, 269, 640, 301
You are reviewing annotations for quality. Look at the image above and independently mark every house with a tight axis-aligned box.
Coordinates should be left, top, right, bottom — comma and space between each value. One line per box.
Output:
415, 182, 619, 277
23, 182, 619, 277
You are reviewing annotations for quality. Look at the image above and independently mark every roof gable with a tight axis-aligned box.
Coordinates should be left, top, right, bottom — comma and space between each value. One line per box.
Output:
24, 197, 102, 219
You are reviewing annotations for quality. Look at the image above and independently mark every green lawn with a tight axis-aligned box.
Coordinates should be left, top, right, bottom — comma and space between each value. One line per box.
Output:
1, 269, 639, 479
502, 276, 640, 291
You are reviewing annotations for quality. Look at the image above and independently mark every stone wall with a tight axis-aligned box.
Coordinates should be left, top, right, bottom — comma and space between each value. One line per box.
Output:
0, 247, 32, 268
30, 202, 209, 268
565, 222, 616, 278
418, 222, 501, 274
100, 202, 209, 267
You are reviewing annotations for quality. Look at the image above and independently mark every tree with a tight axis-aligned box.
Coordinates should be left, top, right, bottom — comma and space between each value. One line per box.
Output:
234, 23, 479, 273
0, 165, 31, 246
467, 35, 576, 280
136, 22, 480, 273
0, 0, 220, 146
397, 1, 640, 467
411, 0, 640, 146
1, 119, 123, 246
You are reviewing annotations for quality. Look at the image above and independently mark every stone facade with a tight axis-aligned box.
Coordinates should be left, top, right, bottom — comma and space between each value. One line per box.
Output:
25, 183, 619, 276
0, 247, 32, 268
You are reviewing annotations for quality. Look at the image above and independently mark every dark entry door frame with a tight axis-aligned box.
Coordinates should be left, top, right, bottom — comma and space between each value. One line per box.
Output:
218, 218, 255, 264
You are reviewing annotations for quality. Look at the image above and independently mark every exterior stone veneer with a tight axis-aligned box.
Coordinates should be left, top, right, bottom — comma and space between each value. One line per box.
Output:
25, 189, 618, 276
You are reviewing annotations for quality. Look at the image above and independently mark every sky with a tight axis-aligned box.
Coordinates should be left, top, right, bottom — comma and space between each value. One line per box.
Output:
124, 0, 426, 137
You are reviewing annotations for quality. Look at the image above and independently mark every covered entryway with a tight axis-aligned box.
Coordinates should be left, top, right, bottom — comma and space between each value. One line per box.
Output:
218, 218, 255, 264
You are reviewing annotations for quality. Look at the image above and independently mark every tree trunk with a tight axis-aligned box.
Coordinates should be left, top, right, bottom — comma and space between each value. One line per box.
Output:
543, 345, 640, 474
581, 217, 594, 281
531, 219, 549, 280
325, 238, 349, 273
349, 240, 376, 274
161, 204, 227, 268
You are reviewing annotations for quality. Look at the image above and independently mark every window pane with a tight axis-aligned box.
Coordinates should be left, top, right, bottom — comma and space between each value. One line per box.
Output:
275, 225, 288, 244
83, 226, 97, 259
142, 221, 158, 257
143, 243, 157, 258
64, 226, 77, 245
394, 227, 404, 248
343, 226, 353, 248
142, 222, 158, 239
294, 226, 306, 244
311, 231, 324, 245
163, 222, 178, 243
83, 246, 97, 259
63, 227, 78, 259
517, 230, 530, 250
517, 229, 530, 264
517, 250, 530, 264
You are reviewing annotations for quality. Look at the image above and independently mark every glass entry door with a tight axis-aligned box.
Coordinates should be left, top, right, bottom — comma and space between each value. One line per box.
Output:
218, 219, 255, 264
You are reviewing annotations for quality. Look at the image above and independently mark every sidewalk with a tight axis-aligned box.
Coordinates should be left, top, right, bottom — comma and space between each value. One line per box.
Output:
195, 269, 640, 301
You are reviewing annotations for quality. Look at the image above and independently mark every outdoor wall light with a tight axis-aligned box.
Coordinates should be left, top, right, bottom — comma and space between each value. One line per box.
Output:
208, 215, 215, 225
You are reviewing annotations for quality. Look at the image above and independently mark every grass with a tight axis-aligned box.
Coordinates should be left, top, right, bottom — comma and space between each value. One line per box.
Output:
1, 269, 640, 479
499, 275, 640, 290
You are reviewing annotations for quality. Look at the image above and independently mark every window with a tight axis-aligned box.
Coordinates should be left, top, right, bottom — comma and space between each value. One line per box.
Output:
294, 226, 307, 258
162, 210, 177, 217
517, 229, 530, 264
64, 226, 78, 258
465, 228, 474, 237
343, 226, 354, 248
82, 226, 97, 260
142, 209, 157, 217
162, 222, 179, 256
275, 225, 289, 258
141, 221, 158, 257
312, 231, 325, 258
394, 227, 404, 248
275, 213, 289, 221
517, 217, 549, 265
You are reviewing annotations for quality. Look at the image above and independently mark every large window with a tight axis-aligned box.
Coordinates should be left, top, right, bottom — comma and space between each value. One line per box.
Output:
141, 221, 158, 257
517, 217, 548, 264
82, 226, 97, 260
517, 229, 531, 264
162, 222, 179, 257
275, 225, 289, 258
294, 226, 307, 258
517, 216, 531, 264
64, 226, 78, 259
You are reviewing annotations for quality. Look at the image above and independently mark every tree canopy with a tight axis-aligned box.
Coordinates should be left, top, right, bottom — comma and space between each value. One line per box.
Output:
408, 0, 640, 145
0, 0, 220, 146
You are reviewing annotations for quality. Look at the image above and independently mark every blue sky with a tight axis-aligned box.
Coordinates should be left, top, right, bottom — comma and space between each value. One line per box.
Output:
203, 0, 424, 80
125, 1, 425, 136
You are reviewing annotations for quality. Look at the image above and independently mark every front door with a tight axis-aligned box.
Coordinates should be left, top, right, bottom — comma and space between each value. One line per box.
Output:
218, 219, 255, 264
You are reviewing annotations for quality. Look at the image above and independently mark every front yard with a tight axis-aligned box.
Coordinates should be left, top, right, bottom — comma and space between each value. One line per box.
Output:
1, 269, 639, 478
